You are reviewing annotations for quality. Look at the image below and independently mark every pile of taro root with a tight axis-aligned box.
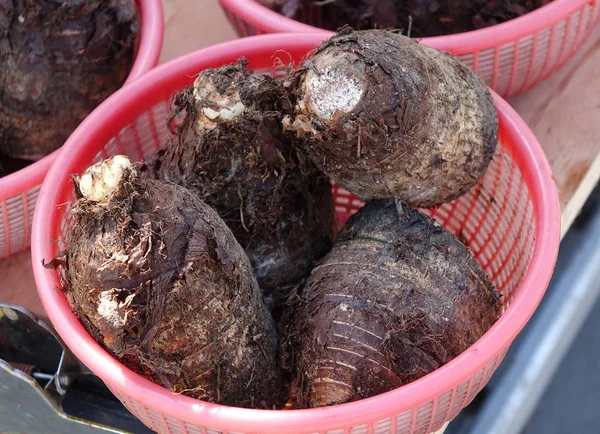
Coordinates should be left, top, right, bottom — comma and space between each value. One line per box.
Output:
0, 0, 138, 177
258, 0, 552, 37
52, 29, 502, 409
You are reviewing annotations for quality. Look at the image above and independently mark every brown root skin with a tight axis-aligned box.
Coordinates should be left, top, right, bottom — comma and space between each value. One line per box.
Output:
151, 61, 337, 314
285, 29, 498, 208
0, 0, 137, 160
284, 199, 500, 408
57, 165, 286, 408
270, 0, 551, 37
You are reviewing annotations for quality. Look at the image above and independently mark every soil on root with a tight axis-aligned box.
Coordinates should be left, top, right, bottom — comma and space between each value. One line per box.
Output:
285, 29, 497, 208
52, 168, 286, 409
283, 199, 501, 408
0, 0, 137, 160
261, 0, 552, 37
150, 61, 337, 315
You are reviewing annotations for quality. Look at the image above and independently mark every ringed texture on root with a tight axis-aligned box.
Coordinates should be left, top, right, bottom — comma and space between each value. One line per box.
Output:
285, 199, 501, 408
152, 61, 337, 313
55, 159, 285, 409
285, 29, 498, 208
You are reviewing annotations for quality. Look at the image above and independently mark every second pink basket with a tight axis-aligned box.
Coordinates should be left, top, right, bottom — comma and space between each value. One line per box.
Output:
220, 0, 600, 98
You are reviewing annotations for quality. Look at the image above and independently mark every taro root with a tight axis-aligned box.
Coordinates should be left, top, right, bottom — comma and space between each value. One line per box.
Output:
152, 61, 337, 312
284, 29, 498, 208
0, 0, 137, 160
284, 199, 500, 408
263, 0, 552, 37
55, 156, 285, 408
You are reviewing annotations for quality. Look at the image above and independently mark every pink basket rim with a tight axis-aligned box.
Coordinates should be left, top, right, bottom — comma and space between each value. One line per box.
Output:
32, 33, 560, 434
220, 0, 598, 53
0, 0, 164, 202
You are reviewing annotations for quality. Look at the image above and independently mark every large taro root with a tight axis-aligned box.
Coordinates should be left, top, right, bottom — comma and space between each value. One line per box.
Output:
260, 0, 552, 37
284, 29, 498, 208
55, 156, 285, 409
0, 0, 137, 161
152, 61, 337, 311
285, 199, 500, 408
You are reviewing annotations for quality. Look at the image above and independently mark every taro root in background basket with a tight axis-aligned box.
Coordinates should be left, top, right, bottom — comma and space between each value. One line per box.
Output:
219, 0, 600, 97
0, 0, 163, 259
259, 0, 555, 37
32, 33, 560, 434
2, 0, 136, 162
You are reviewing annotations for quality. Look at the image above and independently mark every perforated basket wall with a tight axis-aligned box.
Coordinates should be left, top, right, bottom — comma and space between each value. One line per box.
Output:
219, 0, 600, 98
0, 0, 163, 259
32, 35, 560, 434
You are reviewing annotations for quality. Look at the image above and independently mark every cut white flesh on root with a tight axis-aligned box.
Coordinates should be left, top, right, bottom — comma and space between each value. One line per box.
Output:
78, 155, 132, 202
302, 51, 366, 120
201, 102, 245, 121
193, 74, 246, 129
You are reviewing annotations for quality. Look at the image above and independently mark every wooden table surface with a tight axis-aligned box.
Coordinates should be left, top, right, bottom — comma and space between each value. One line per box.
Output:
1, 2, 599, 433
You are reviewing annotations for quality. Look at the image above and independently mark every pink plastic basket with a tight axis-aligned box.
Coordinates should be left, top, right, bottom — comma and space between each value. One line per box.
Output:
32, 34, 560, 434
219, 0, 600, 98
0, 0, 164, 259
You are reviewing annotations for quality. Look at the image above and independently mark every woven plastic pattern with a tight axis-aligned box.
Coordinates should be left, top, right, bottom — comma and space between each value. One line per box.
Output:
449, 1, 600, 97
220, 0, 600, 98
0, 187, 38, 257
32, 35, 559, 434
0, 0, 164, 259
110, 353, 506, 434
